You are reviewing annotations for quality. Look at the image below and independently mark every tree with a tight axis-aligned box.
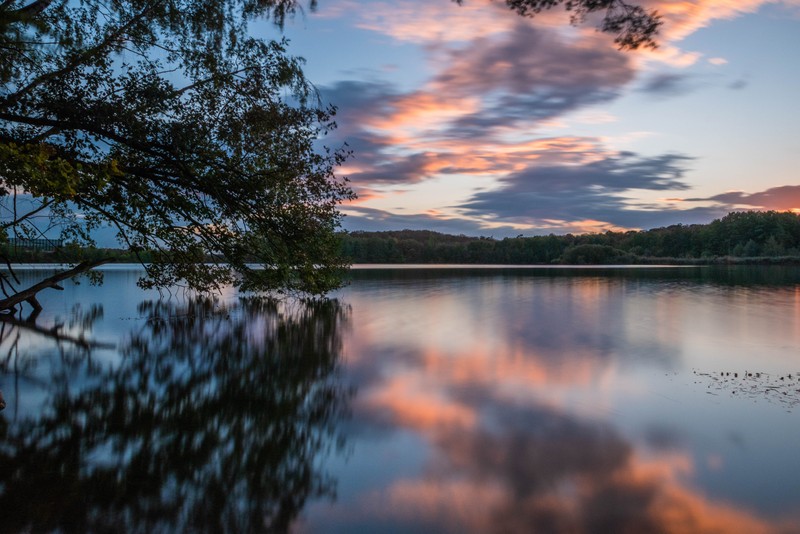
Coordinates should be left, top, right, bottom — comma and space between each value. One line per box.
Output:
0, 0, 353, 310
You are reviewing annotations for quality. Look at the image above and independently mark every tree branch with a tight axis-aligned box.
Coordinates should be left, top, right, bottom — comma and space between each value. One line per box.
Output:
1, 1, 163, 109
11, 0, 53, 17
0, 198, 52, 230
0, 258, 113, 312
0, 111, 174, 156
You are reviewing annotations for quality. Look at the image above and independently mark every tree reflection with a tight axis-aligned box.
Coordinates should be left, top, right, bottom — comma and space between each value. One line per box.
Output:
0, 297, 351, 533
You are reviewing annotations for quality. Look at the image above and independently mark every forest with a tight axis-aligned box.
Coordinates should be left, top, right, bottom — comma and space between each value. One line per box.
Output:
5, 210, 800, 266
340, 211, 800, 265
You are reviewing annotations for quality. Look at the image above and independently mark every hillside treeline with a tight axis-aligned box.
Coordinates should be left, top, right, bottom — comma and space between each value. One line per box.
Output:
0, 243, 154, 264
341, 211, 800, 264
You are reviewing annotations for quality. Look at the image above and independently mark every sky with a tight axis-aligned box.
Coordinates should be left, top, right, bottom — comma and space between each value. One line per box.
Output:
267, 0, 800, 237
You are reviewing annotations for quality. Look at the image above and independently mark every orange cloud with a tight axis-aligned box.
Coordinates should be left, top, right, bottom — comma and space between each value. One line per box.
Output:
364, 91, 480, 140
631, 0, 800, 67
528, 218, 638, 234
345, 0, 793, 70
650, 0, 773, 41
689, 186, 800, 211
352, 0, 514, 44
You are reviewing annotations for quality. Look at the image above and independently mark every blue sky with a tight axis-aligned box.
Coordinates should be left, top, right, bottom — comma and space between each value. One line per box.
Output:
268, 0, 800, 237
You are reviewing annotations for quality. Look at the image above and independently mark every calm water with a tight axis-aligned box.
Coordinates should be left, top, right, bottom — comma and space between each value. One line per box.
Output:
1, 265, 799, 533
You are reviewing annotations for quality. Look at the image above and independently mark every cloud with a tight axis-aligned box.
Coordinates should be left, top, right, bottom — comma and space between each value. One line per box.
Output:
342, 205, 526, 236
647, 0, 774, 42
432, 24, 634, 136
433, 24, 632, 96
313, 0, 794, 236
322, 72, 635, 189
345, 0, 793, 50
350, 0, 514, 44
728, 78, 749, 90
341, 0, 792, 70
638, 72, 697, 97
336, 148, 726, 235
319, 19, 638, 184
689, 185, 800, 211
458, 152, 723, 230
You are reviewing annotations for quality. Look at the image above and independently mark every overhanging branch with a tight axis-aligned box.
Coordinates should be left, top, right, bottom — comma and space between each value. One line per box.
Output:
0, 258, 112, 312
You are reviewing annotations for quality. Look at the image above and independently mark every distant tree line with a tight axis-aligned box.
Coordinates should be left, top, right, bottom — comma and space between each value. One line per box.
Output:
340, 211, 800, 265
0, 242, 153, 264
5, 211, 800, 267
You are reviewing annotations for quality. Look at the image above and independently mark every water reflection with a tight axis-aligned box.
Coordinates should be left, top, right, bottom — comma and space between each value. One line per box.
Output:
303, 267, 800, 533
343, 390, 783, 533
0, 297, 351, 533
346, 264, 800, 287
1, 267, 799, 533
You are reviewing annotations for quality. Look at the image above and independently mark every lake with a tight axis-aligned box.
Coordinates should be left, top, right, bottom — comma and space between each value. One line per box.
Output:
1, 265, 799, 533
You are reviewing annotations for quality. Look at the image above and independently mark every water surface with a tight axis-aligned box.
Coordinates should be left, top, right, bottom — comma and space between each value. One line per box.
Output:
1, 265, 799, 532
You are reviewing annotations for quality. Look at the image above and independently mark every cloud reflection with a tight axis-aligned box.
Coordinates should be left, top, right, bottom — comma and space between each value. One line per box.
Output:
346, 388, 787, 533
309, 272, 800, 533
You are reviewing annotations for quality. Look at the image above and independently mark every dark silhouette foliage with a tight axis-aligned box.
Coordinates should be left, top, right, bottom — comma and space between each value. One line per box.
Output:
0, 0, 353, 304
0, 296, 351, 533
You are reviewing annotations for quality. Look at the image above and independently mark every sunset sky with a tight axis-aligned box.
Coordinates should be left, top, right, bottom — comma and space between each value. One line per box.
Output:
271, 0, 800, 237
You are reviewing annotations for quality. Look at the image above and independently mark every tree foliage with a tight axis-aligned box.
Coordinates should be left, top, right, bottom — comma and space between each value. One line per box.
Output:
0, 0, 352, 301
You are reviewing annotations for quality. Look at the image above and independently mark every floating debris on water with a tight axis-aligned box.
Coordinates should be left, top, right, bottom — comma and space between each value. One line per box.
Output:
692, 369, 800, 409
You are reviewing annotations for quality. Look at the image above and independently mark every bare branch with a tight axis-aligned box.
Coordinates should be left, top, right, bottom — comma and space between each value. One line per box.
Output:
0, 198, 53, 230
0, 258, 113, 312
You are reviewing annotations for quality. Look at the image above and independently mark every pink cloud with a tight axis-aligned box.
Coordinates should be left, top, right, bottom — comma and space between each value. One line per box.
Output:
351, 0, 514, 44
691, 185, 800, 211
